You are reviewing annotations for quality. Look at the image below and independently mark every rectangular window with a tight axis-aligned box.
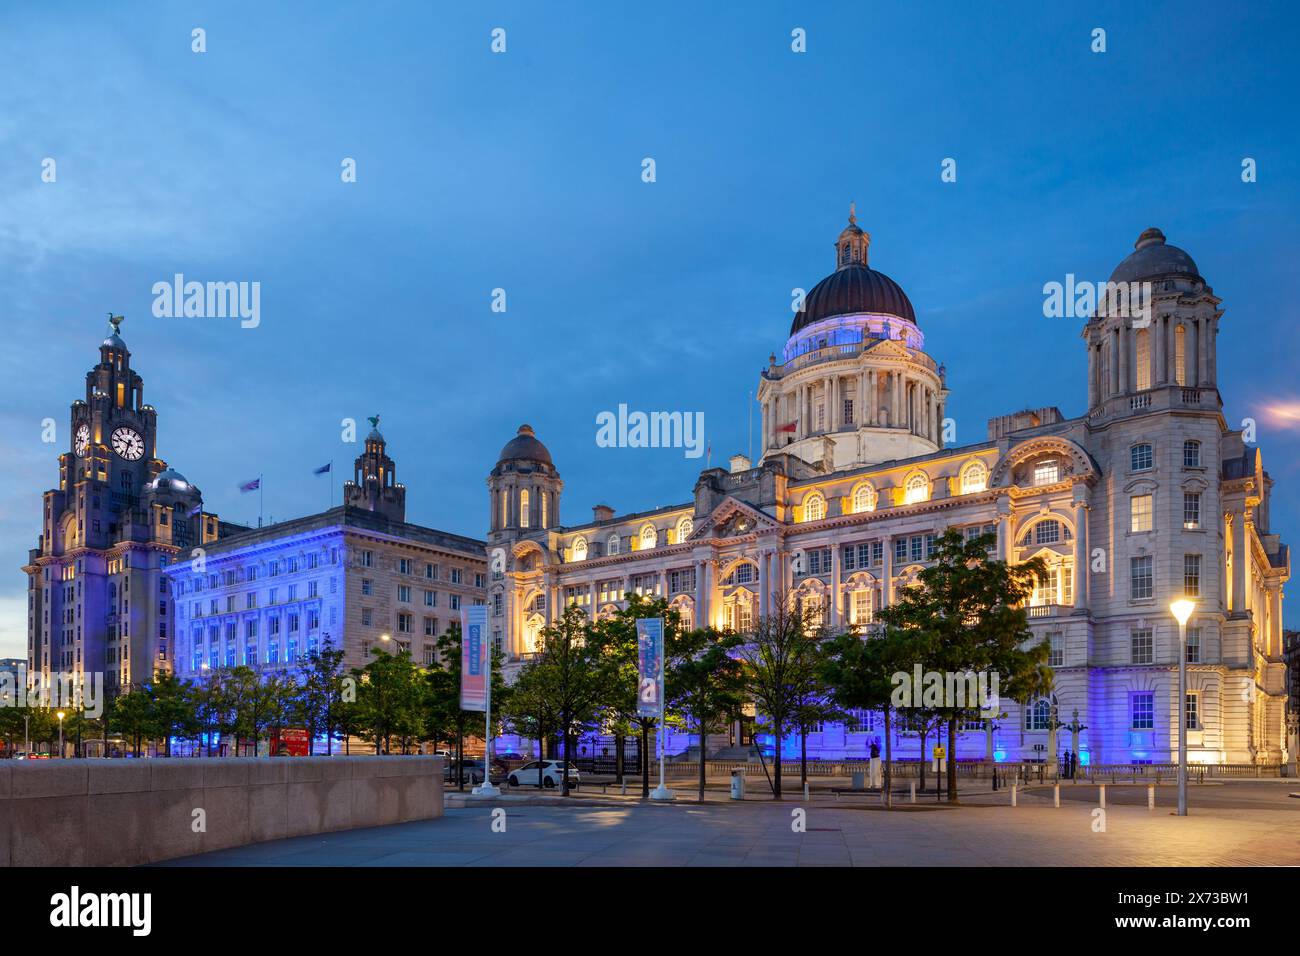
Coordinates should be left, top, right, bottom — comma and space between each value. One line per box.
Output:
1183, 441, 1201, 468
1130, 494, 1153, 533
1048, 632, 1063, 667
1132, 692, 1154, 730
1186, 627, 1201, 663
1184, 554, 1201, 598
1185, 692, 1199, 730
398, 585, 411, 603
1130, 443, 1153, 472
1183, 492, 1201, 530
1033, 460, 1059, 485
842, 399, 854, 426
1130, 627, 1153, 664
894, 538, 907, 563
909, 535, 924, 562
361, 578, 373, 596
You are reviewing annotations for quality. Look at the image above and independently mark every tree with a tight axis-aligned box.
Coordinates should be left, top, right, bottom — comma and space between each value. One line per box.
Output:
110, 687, 156, 757
297, 638, 346, 755
500, 659, 560, 788
529, 604, 604, 796
583, 594, 690, 796
821, 625, 922, 807
878, 529, 1050, 803
352, 645, 424, 755
738, 596, 823, 800
145, 671, 198, 756
671, 626, 745, 801
431, 622, 507, 789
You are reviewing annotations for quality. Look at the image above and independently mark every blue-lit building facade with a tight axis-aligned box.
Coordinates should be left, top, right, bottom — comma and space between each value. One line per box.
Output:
488, 216, 1291, 767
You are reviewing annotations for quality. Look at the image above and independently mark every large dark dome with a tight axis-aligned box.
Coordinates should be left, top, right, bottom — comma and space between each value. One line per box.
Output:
497, 424, 552, 465
791, 264, 915, 335
1109, 227, 1201, 285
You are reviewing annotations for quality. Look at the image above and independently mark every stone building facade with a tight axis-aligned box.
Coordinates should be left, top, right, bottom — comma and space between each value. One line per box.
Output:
165, 426, 487, 678
487, 216, 1290, 766
22, 318, 240, 696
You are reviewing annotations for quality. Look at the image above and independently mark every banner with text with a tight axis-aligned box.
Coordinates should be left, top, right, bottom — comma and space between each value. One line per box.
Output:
636, 617, 664, 718
460, 604, 489, 712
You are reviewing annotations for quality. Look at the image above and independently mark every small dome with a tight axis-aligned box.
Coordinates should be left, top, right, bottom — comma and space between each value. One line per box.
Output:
148, 468, 192, 492
1108, 228, 1201, 285
102, 331, 126, 349
497, 424, 552, 465
791, 265, 916, 335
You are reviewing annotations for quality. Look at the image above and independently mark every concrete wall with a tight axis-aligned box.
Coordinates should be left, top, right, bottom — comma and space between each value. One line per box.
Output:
0, 755, 443, 867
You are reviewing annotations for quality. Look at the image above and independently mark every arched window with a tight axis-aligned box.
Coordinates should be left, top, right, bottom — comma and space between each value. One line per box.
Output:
960, 460, 988, 495
852, 483, 877, 514
571, 537, 587, 562
540, 492, 548, 528
676, 515, 693, 542
1025, 698, 1051, 731
1135, 327, 1152, 391
1183, 440, 1201, 468
803, 492, 826, 522
519, 489, 530, 529
607, 534, 620, 556
1130, 443, 1153, 472
903, 472, 929, 505
500, 491, 508, 529
1174, 325, 1187, 386
640, 524, 657, 550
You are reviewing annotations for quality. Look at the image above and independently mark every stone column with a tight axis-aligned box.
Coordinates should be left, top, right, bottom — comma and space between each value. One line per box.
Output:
831, 542, 842, 628
1117, 326, 1129, 395
881, 534, 894, 607
703, 559, 715, 629
1230, 513, 1246, 613
694, 560, 705, 621
1154, 315, 1166, 385
757, 548, 769, 619
1072, 495, 1089, 609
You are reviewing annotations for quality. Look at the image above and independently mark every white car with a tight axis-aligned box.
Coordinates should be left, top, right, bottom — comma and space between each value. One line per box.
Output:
507, 760, 581, 789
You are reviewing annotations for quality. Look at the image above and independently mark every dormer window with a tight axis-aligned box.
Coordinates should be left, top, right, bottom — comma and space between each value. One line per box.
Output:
1032, 460, 1059, 486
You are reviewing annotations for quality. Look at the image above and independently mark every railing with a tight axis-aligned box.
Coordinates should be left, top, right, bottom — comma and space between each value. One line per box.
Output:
1129, 394, 1152, 410
1180, 389, 1202, 404
655, 759, 1284, 783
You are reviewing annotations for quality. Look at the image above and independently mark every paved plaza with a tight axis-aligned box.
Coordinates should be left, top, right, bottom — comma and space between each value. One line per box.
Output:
159, 781, 1300, 867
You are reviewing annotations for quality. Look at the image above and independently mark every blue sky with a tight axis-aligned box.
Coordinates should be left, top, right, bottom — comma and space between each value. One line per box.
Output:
2, 0, 1298, 654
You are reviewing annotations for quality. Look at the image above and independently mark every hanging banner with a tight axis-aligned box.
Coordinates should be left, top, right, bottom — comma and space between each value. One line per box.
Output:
636, 617, 664, 717
460, 605, 489, 712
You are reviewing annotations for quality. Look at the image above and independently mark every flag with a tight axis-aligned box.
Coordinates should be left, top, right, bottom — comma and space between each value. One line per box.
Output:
239, 478, 260, 493
189, 504, 202, 516
777, 422, 798, 433
313, 463, 331, 475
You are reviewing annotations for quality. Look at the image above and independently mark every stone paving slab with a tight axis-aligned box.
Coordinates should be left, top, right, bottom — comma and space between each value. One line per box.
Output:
159, 781, 1300, 867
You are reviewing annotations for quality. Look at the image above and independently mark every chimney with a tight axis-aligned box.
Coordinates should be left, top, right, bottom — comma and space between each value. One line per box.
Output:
592, 504, 614, 523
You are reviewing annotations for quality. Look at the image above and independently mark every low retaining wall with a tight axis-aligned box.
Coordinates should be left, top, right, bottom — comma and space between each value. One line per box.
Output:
0, 755, 444, 867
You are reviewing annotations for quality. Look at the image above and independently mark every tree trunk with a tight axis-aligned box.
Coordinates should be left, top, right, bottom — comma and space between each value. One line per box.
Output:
615, 733, 624, 783
561, 710, 572, 797
772, 719, 783, 800
946, 716, 959, 803
456, 731, 465, 792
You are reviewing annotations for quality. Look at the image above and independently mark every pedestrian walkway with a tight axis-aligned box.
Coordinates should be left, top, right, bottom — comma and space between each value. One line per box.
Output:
159, 783, 1300, 867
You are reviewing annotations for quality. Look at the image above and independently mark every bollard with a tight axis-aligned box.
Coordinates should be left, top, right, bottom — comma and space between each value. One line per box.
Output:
1147, 784, 1155, 810
1054, 784, 1060, 808
909, 780, 916, 804
1011, 784, 1018, 807
1099, 784, 1106, 809
621, 780, 627, 796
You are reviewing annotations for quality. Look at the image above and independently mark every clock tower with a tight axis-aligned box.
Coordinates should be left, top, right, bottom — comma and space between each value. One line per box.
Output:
23, 317, 224, 704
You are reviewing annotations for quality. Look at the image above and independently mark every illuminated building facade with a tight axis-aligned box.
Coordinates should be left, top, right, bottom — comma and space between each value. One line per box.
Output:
165, 425, 487, 678
22, 319, 237, 695
489, 216, 1291, 766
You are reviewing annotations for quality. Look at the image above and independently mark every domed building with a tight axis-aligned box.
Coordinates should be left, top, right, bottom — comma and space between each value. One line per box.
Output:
486, 214, 1291, 769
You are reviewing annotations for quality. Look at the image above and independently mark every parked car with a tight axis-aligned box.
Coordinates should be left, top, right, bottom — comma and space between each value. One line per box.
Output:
507, 760, 581, 789
445, 758, 509, 785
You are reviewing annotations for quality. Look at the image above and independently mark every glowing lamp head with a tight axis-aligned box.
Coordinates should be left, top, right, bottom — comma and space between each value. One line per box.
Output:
380, 633, 391, 642
1170, 599, 1196, 627
56, 711, 65, 721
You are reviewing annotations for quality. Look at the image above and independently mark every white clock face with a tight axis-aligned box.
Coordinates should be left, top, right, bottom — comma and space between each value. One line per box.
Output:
74, 423, 90, 458
110, 426, 144, 461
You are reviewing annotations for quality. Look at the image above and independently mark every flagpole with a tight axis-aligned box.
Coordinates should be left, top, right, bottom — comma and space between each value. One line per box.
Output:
259, 474, 264, 528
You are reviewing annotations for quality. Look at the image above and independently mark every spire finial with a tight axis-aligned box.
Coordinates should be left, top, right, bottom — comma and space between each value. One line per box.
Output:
848, 202, 856, 225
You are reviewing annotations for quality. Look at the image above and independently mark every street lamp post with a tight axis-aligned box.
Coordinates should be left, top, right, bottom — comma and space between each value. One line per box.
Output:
1170, 599, 1196, 817
57, 710, 66, 759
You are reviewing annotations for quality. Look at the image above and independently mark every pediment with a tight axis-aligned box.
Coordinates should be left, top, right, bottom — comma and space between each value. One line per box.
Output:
692, 496, 777, 540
